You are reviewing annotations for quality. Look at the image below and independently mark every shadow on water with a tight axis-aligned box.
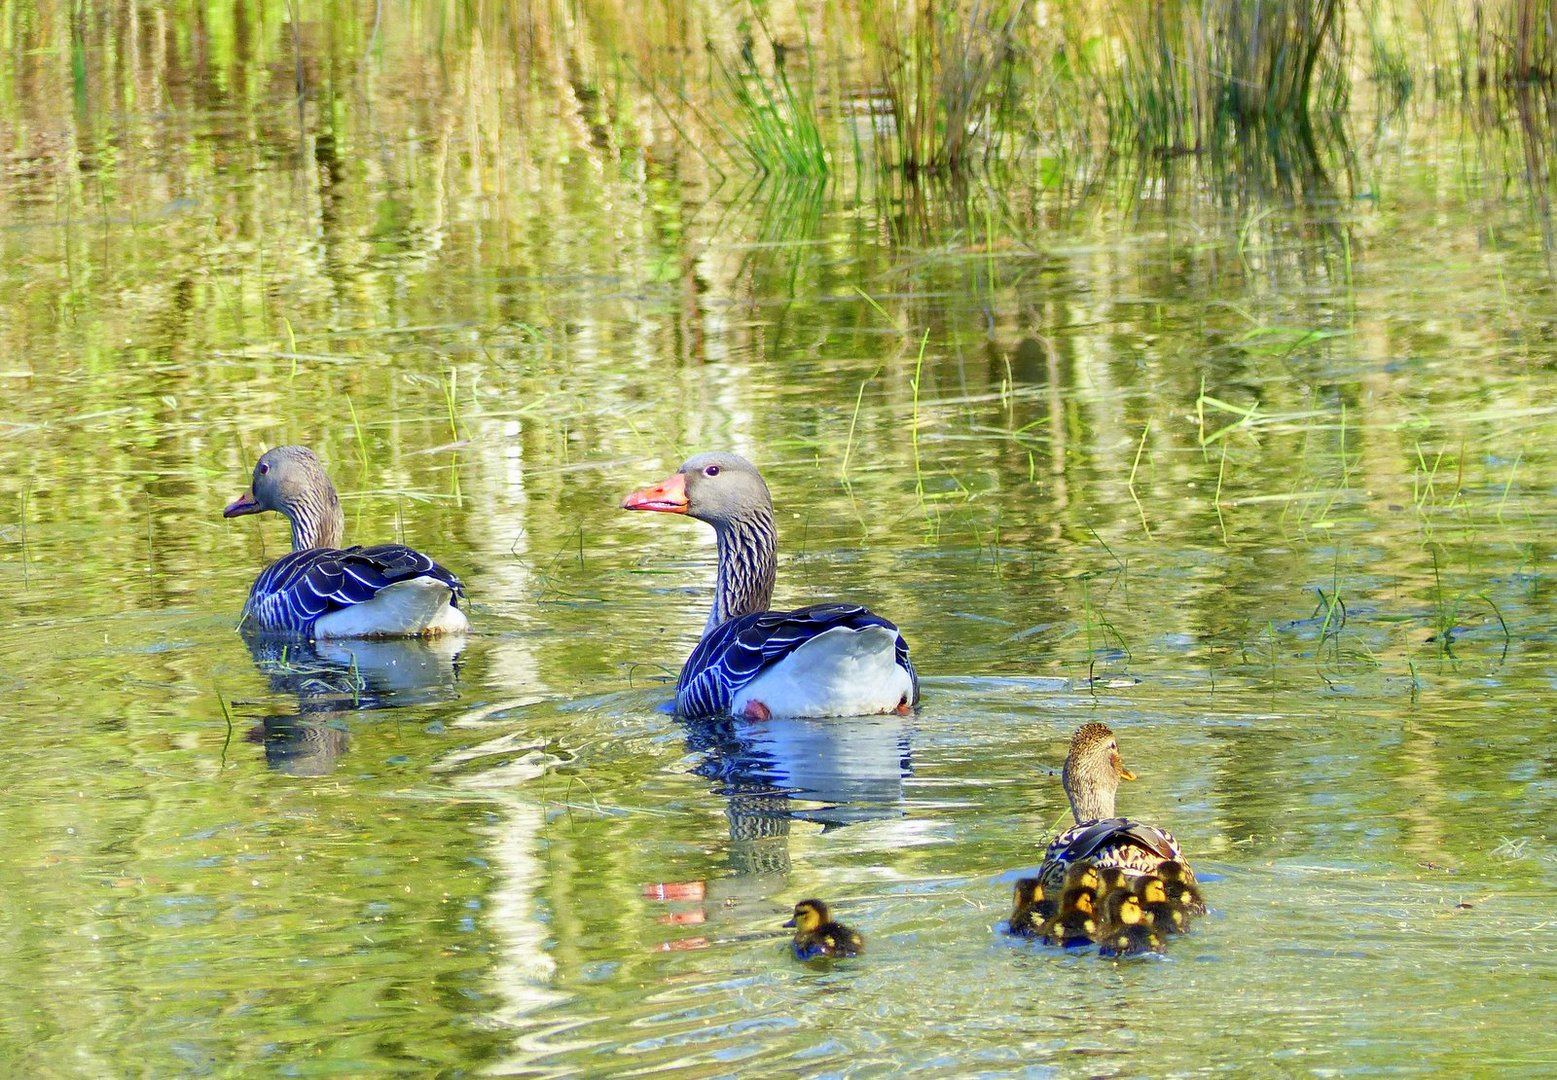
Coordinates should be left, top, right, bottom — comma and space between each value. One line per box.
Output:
240, 635, 465, 775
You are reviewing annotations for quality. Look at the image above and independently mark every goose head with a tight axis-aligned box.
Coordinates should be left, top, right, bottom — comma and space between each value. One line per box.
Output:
224, 445, 344, 550
621, 452, 773, 527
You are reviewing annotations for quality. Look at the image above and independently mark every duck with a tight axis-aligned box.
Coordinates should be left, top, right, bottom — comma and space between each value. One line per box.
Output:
1005, 877, 1055, 938
224, 446, 468, 638
1134, 874, 1191, 934
622, 452, 917, 720
783, 898, 864, 959
1039, 884, 1098, 947
1036, 723, 1202, 902
1095, 890, 1164, 957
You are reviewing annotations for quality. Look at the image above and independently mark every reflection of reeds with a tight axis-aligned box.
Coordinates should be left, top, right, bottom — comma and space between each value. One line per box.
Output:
861, 0, 1030, 176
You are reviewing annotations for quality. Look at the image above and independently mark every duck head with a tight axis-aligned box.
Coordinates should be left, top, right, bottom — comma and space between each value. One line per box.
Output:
1060, 722, 1135, 824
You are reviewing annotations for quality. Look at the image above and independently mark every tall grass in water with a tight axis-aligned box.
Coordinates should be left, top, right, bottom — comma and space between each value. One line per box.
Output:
860, 0, 1031, 176
710, 16, 830, 176
1091, 0, 1346, 157
1462, 0, 1556, 85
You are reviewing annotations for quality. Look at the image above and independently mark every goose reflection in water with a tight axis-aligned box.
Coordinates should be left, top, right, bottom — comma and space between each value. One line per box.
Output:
242, 635, 464, 775
646, 712, 911, 946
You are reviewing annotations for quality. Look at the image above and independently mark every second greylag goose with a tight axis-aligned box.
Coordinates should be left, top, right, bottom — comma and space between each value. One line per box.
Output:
1035, 724, 1202, 901
622, 452, 917, 720
224, 446, 469, 638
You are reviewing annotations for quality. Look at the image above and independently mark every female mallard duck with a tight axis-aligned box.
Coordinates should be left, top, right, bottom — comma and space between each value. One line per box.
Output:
1096, 890, 1164, 958
1005, 877, 1056, 938
622, 453, 917, 720
784, 898, 864, 959
224, 446, 468, 638
1037, 724, 1201, 899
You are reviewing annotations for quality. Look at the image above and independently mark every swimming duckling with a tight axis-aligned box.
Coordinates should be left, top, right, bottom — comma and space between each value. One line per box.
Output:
1006, 877, 1056, 938
1096, 891, 1164, 958
1096, 866, 1132, 895
1134, 874, 1190, 934
783, 899, 864, 960
1037, 725, 1200, 895
1156, 860, 1208, 914
1040, 885, 1098, 947
1062, 859, 1101, 894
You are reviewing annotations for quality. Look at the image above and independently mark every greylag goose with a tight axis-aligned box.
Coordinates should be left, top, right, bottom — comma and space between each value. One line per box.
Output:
223, 446, 468, 638
1036, 723, 1202, 908
622, 452, 917, 720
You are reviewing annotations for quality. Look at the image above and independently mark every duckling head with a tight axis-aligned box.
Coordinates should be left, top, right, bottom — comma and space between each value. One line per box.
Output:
1136, 875, 1169, 905
1158, 860, 1192, 882
784, 899, 828, 934
1063, 859, 1101, 893
1012, 877, 1044, 912
1060, 885, 1097, 915
1097, 866, 1131, 893
1104, 890, 1145, 926
1060, 723, 1135, 824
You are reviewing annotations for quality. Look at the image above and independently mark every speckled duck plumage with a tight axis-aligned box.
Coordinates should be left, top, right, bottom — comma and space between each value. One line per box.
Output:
1036, 723, 1198, 896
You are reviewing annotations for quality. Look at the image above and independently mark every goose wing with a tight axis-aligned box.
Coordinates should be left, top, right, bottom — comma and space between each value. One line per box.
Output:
241, 544, 465, 635
674, 602, 916, 719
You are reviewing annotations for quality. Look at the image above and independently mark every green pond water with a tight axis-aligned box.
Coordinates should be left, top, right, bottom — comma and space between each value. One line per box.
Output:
4, 5, 1557, 1077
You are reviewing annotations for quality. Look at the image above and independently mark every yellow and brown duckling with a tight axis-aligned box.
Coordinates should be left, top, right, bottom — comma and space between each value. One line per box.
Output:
784, 899, 864, 960
1006, 877, 1057, 938
1096, 890, 1165, 958
1040, 884, 1098, 947
1157, 860, 1208, 915
1096, 865, 1132, 896
1134, 874, 1191, 934
1062, 859, 1101, 894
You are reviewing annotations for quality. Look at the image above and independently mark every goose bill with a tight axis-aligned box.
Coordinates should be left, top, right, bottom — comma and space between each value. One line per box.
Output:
224, 490, 262, 517
621, 472, 688, 514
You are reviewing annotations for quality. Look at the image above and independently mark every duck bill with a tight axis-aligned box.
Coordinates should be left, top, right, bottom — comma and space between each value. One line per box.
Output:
781, 917, 796, 928
223, 490, 262, 518
621, 472, 688, 514
1119, 767, 1137, 781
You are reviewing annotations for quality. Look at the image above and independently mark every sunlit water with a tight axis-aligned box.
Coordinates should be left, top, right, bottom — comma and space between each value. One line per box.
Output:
3, 5, 1557, 1076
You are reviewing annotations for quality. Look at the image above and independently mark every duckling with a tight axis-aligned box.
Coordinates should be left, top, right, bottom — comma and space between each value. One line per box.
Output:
1096, 890, 1164, 958
1040, 884, 1098, 947
1156, 859, 1208, 914
783, 899, 863, 960
1006, 877, 1056, 938
1134, 874, 1190, 934
1062, 859, 1101, 894
1037, 725, 1201, 897
1096, 865, 1132, 895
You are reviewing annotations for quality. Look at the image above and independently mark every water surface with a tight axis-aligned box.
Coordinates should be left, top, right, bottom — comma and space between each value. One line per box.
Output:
2, 4, 1556, 1076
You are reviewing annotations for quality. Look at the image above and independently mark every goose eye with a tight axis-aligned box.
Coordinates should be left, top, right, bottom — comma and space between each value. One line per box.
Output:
703, 465, 720, 477
258, 462, 269, 475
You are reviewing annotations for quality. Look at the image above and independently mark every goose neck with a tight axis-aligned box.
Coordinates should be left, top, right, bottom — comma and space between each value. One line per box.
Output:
707, 509, 777, 633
